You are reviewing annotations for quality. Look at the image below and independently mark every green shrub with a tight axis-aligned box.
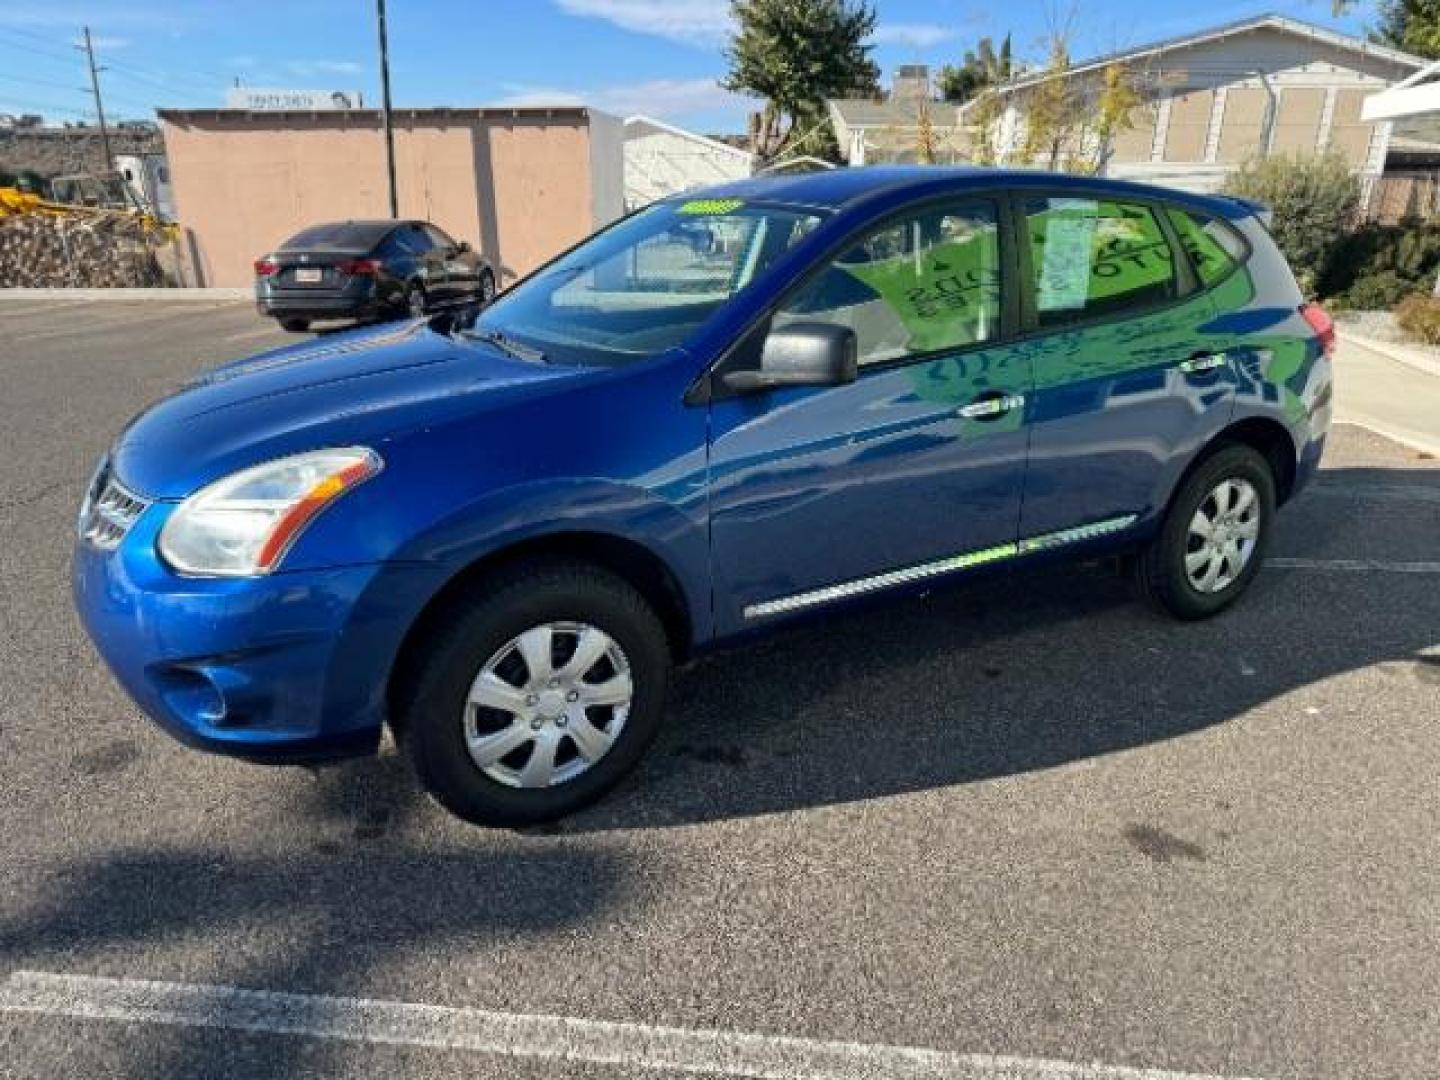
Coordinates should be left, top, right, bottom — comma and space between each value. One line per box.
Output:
1223, 149, 1360, 295
1319, 216, 1440, 307
1395, 294, 1440, 344
1341, 270, 1414, 310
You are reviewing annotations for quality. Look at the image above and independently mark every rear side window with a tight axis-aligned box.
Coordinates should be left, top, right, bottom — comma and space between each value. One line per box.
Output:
1167, 208, 1247, 287
1023, 197, 1178, 329
773, 199, 1001, 367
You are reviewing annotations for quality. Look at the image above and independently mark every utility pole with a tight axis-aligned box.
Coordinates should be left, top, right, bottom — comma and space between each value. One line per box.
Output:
375, 0, 398, 217
78, 26, 113, 175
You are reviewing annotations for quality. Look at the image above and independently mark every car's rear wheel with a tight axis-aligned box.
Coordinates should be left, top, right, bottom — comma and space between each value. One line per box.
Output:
404, 283, 427, 318
395, 560, 671, 826
479, 269, 497, 304
279, 318, 310, 333
1134, 443, 1276, 620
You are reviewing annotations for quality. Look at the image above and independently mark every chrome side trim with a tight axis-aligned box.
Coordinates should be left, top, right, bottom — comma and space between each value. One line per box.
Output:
742, 514, 1138, 620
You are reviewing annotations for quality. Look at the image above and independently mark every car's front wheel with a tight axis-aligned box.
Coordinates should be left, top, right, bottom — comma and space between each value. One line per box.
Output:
1135, 443, 1276, 620
396, 560, 671, 826
279, 318, 310, 333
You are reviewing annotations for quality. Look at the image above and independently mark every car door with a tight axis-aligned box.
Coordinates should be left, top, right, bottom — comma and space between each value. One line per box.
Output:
707, 197, 1034, 635
1015, 192, 1237, 542
425, 224, 475, 301
398, 223, 446, 300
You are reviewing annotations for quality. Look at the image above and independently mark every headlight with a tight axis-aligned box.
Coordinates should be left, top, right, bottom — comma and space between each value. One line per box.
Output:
158, 447, 382, 577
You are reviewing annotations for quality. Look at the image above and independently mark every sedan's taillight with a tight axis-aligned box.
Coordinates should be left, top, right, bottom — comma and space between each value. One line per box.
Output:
339, 258, 382, 275
253, 258, 279, 276
1300, 302, 1335, 358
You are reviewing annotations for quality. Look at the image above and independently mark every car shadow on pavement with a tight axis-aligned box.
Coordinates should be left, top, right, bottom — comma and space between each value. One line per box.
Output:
559, 467, 1439, 832
0, 760, 647, 1077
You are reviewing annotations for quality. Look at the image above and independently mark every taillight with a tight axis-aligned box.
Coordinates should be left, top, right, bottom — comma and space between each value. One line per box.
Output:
1300, 302, 1335, 358
339, 258, 382, 275
253, 258, 278, 276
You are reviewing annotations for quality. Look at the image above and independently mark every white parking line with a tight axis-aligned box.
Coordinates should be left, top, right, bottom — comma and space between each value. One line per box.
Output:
1266, 557, 1440, 573
0, 970, 1252, 1080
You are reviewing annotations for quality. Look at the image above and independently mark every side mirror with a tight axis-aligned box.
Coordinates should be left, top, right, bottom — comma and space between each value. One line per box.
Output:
720, 323, 858, 394
455, 240, 472, 253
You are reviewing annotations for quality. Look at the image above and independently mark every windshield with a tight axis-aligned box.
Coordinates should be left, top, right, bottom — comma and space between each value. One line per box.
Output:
470, 199, 825, 365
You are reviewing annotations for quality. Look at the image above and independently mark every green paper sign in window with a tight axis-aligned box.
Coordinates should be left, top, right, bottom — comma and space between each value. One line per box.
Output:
1024, 198, 1180, 330
773, 201, 1002, 366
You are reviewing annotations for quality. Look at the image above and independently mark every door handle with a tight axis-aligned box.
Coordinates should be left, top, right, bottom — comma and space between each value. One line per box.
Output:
957, 392, 1025, 420
1177, 351, 1228, 374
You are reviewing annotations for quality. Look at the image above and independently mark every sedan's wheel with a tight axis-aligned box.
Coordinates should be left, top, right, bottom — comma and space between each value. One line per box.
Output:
405, 283, 427, 318
278, 318, 310, 333
396, 560, 670, 826
479, 269, 497, 304
1134, 443, 1276, 620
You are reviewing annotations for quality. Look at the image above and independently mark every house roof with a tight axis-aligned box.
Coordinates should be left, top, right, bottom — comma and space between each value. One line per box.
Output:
827, 98, 964, 131
992, 12, 1425, 96
623, 115, 752, 161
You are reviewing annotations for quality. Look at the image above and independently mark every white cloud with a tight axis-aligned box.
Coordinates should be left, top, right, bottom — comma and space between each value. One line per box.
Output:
871, 23, 957, 50
496, 77, 752, 121
553, 0, 732, 45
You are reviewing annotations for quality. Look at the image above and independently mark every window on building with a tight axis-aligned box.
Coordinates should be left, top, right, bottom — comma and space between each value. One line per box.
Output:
772, 200, 1001, 367
1023, 197, 1179, 328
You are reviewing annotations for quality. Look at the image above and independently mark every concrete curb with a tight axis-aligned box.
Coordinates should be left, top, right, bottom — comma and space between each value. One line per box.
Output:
1336, 327, 1440, 380
0, 288, 251, 301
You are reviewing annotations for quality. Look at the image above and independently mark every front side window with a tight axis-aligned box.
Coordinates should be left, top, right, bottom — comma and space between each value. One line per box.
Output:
772, 200, 1001, 367
1168, 208, 1247, 287
1024, 197, 1179, 329
473, 200, 823, 365
424, 224, 455, 251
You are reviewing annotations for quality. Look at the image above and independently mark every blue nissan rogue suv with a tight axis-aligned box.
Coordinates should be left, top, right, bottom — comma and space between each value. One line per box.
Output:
74, 167, 1333, 825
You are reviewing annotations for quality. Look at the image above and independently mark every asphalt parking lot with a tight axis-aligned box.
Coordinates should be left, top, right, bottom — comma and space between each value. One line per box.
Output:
1, 297, 1438, 1080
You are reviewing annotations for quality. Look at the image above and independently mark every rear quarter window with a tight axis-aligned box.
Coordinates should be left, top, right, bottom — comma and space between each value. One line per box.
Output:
1022, 197, 1179, 329
1167, 208, 1248, 288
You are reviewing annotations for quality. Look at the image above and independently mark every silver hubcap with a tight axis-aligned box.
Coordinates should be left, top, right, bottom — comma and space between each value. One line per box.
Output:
1185, 477, 1261, 594
463, 621, 632, 789
408, 289, 425, 316
481, 275, 495, 301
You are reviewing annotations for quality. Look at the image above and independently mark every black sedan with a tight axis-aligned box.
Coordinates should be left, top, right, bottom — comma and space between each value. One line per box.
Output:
254, 219, 496, 332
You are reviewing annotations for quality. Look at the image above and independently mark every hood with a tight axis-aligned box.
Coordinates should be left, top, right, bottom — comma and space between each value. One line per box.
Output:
113, 320, 588, 498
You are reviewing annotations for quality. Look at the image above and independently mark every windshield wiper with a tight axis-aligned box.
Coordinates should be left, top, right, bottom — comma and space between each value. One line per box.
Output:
466, 328, 546, 363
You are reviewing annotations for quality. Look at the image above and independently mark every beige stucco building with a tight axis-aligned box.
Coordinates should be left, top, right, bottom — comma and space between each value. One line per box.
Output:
158, 106, 623, 287
984, 15, 1424, 193
831, 16, 1428, 198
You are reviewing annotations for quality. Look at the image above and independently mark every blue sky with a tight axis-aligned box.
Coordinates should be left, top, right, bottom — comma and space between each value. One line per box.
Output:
0, 0, 1375, 134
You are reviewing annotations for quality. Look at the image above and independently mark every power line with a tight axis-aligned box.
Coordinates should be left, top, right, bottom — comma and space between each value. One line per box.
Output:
79, 26, 113, 170
0, 27, 221, 98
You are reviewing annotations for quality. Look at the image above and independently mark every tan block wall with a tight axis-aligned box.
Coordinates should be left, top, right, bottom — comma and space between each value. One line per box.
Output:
161, 113, 598, 287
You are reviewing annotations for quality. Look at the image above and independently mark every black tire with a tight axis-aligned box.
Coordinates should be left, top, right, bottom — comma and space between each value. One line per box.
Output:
279, 318, 310, 333
478, 268, 497, 304
395, 560, 671, 826
404, 282, 427, 318
1134, 443, 1277, 620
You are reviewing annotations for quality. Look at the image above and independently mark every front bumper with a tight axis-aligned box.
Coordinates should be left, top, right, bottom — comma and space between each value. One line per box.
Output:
72, 502, 434, 765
